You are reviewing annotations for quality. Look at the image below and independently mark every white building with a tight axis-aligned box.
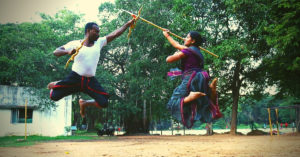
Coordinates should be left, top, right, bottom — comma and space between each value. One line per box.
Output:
0, 85, 72, 137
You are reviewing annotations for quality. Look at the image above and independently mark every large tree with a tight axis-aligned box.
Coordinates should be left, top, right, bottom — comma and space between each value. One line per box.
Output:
262, 0, 300, 98
224, 0, 300, 133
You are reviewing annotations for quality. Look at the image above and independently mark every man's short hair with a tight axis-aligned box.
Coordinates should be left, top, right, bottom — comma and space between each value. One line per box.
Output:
85, 22, 98, 34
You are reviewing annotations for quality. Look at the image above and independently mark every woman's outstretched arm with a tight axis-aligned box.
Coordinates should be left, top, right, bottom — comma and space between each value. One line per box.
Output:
163, 29, 186, 63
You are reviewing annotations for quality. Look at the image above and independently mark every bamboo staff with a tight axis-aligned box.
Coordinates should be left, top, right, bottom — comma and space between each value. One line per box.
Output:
275, 108, 280, 136
122, 9, 219, 58
267, 108, 273, 136
25, 99, 28, 140
127, 7, 142, 39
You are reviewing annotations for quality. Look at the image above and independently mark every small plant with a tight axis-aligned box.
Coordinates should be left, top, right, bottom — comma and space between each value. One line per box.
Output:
95, 123, 103, 130
64, 126, 71, 135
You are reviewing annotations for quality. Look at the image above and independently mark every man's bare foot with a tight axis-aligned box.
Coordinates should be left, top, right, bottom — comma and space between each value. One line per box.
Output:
47, 81, 58, 89
79, 99, 86, 118
183, 92, 206, 103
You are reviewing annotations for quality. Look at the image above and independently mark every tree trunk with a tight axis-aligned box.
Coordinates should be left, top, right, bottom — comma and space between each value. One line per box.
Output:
87, 116, 95, 131
143, 99, 147, 131
296, 107, 300, 132
124, 112, 150, 134
124, 99, 150, 135
230, 61, 242, 135
230, 91, 240, 135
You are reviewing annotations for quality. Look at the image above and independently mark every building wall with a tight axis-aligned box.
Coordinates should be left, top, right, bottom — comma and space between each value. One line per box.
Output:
0, 85, 35, 108
0, 85, 72, 136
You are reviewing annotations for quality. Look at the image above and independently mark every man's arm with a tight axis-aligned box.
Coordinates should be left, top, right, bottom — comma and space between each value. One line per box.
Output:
53, 47, 75, 57
106, 19, 135, 43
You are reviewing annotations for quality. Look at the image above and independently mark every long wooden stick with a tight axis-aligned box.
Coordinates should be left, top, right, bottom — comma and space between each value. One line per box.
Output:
267, 108, 273, 136
275, 108, 280, 136
25, 99, 28, 140
122, 9, 219, 58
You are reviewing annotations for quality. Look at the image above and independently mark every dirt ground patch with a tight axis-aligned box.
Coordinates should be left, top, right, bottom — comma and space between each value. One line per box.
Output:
0, 134, 300, 157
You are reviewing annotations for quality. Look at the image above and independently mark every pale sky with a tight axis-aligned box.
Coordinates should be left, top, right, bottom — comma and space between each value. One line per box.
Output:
0, 0, 115, 24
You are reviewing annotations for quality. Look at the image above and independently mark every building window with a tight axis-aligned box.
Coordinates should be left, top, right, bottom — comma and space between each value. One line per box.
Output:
11, 108, 33, 123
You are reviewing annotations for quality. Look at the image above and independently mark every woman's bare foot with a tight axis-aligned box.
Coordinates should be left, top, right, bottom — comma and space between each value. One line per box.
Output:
47, 81, 58, 89
209, 78, 218, 104
209, 78, 218, 93
79, 99, 86, 118
183, 92, 206, 103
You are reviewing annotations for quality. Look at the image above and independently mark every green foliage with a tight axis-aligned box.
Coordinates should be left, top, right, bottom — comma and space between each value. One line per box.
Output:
0, 135, 106, 147
214, 120, 227, 129
248, 0, 300, 98
237, 124, 250, 129
64, 126, 71, 134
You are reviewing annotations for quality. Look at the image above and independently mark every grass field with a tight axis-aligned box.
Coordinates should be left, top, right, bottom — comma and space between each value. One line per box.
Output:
0, 135, 114, 147
0, 128, 295, 147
